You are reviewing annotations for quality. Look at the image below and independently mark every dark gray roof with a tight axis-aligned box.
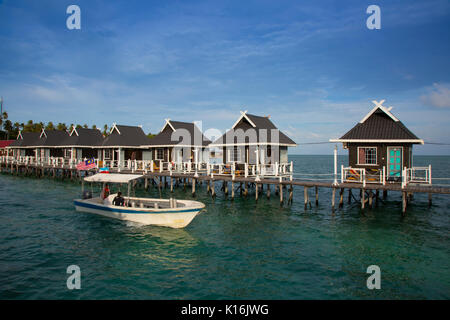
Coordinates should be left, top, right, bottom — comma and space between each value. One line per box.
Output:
211, 113, 297, 146
9, 132, 40, 148
63, 128, 104, 147
30, 130, 69, 147
102, 125, 151, 147
146, 120, 211, 147
339, 108, 420, 141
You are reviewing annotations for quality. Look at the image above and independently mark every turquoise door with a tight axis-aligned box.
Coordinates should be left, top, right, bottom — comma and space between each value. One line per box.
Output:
388, 147, 402, 177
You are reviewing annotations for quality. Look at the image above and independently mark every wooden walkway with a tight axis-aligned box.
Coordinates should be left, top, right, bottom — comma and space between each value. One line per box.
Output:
2, 162, 449, 215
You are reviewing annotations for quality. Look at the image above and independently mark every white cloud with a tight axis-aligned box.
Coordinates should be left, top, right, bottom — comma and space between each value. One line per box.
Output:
420, 83, 450, 108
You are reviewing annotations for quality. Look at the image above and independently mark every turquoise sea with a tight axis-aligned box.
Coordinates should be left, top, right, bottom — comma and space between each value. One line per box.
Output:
0, 155, 449, 299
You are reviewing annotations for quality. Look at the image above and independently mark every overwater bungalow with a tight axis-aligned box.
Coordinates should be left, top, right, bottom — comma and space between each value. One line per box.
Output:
144, 119, 211, 166
209, 111, 297, 166
330, 100, 429, 185
99, 124, 151, 168
61, 127, 104, 163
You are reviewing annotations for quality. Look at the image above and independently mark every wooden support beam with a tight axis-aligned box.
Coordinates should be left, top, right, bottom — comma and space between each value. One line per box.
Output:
383, 190, 388, 199
288, 184, 293, 204
224, 182, 228, 196
192, 178, 196, 197
170, 178, 173, 193
315, 186, 319, 206
304, 187, 308, 209
267, 185, 271, 199
211, 180, 216, 198
428, 193, 432, 207
368, 190, 373, 208
279, 184, 283, 205
255, 183, 259, 201
339, 188, 344, 208
361, 189, 365, 210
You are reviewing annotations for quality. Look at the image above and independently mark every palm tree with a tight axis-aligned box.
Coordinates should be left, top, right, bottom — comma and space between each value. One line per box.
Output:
45, 122, 55, 131
24, 120, 34, 132
0, 111, 7, 127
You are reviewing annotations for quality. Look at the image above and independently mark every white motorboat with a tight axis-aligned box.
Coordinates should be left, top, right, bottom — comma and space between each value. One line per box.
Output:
74, 173, 205, 228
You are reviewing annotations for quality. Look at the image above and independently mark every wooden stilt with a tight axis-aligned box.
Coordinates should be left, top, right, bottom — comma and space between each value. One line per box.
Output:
255, 183, 259, 201
315, 186, 319, 206
288, 184, 293, 204
339, 188, 344, 208
368, 190, 373, 208
192, 178, 196, 197
211, 180, 215, 198
224, 182, 228, 196
361, 189, 365, 210
267, 185, 271, 199
279, 184, 283, 205
231, 181, 235, 200
304, 187, 308, 209
428, 193, 432, 207
383, 190, 387, 199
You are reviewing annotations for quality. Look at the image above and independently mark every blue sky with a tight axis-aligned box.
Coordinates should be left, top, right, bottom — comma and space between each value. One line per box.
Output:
0, 0, 449, 154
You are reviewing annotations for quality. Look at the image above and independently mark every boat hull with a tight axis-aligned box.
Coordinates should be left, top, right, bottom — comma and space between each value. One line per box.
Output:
74, 199, 204, 228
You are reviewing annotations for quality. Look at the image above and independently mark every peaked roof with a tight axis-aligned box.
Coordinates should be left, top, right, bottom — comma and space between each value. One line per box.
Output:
210, 111, 297, 146
330, 102, 423, 144
63, 127, 104, 147
8, 132, 41, 148
31, 129, 69, 147
102, 124, 150, 147
145, 120, 211, 147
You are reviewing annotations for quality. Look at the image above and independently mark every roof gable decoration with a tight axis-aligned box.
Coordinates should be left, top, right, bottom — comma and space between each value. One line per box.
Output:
17, 131, 23, 140
110, 123, 121, 135
39, 129, 47, 139
360, 100, 399, 123
70, 126, 79, 137
231, 110, 257, 129
161, 119, 176, 133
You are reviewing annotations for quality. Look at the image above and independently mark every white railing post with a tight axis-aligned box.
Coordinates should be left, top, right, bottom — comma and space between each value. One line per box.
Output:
363, 169, 366, 187
340, 165, 344, 184
382, 166, 386, 185
429, 164, 432, 184
245, 163, 248, 178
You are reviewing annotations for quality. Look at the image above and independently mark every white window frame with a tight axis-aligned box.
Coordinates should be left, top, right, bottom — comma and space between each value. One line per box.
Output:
357, 146, 377, 166
104, 149, 112, 160
156, 148, 164, 160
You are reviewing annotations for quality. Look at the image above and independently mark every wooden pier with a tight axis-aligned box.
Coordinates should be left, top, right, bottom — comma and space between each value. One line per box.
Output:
2, 160, 449, 216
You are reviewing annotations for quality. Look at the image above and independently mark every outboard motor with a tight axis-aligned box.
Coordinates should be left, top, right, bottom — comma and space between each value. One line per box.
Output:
82, 190, 92, 199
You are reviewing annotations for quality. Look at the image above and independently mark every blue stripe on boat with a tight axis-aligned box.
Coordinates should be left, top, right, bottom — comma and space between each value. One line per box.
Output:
74, 200, 201, 214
